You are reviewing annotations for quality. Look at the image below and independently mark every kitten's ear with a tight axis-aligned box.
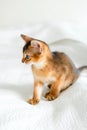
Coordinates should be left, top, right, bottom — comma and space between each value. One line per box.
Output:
31, 40, 42, 54
21, 34, 32, 42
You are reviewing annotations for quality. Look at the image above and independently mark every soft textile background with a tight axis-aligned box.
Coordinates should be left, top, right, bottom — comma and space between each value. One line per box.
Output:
0, 24, 87, 130
0, 0, 87, 27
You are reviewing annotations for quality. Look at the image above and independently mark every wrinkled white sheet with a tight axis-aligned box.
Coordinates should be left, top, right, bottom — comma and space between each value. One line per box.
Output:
0, 23, 87, 130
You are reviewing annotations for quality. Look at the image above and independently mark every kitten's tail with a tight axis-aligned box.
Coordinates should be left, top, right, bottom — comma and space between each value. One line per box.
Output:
78, 66, 87, 74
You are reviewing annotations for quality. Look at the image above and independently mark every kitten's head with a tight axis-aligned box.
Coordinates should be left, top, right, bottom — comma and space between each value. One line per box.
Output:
21, 34, 49, 64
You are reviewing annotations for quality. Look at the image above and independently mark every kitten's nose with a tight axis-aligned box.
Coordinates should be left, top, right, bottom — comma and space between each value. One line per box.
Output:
22, 58, 25, 63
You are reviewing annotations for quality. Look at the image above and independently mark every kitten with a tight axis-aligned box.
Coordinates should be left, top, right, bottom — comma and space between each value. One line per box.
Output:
21, 34, 87, 105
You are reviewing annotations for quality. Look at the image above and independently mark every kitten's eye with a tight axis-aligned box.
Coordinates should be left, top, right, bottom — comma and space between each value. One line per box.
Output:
26, 55, 30, 59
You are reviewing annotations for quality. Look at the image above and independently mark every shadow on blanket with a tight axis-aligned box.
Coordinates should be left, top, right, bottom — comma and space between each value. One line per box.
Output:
0, 83, 33, 100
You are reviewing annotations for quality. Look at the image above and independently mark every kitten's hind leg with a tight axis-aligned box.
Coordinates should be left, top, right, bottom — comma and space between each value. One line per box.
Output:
45, 75, 64, 101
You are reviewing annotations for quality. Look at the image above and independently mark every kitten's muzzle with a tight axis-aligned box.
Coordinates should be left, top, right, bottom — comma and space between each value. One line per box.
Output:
22, 58, 25, 63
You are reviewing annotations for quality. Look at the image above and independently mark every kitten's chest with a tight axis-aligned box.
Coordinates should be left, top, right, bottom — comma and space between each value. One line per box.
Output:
34, 74, 55, 84
32, 65, 55, 84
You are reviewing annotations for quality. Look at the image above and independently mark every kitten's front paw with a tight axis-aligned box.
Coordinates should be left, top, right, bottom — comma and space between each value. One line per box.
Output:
45, 92, 57, 101
27, 98, 40, 105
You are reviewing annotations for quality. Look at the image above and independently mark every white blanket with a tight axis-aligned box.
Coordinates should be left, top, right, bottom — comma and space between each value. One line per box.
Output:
0, 23, 87, 130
